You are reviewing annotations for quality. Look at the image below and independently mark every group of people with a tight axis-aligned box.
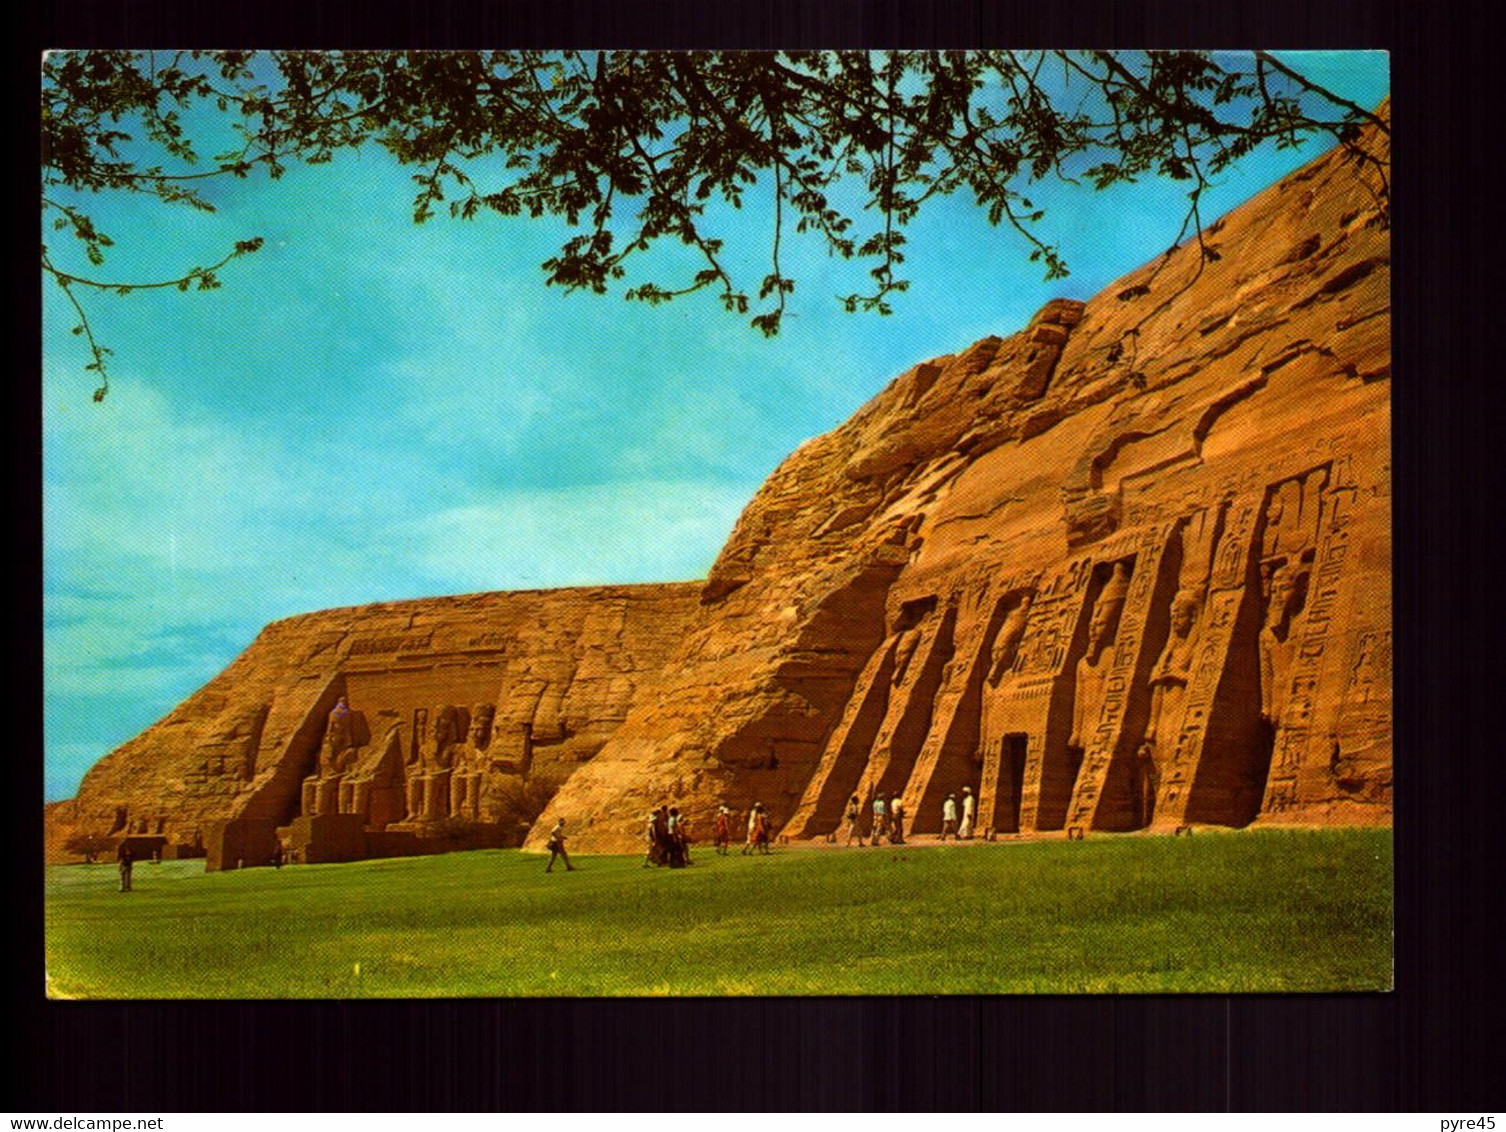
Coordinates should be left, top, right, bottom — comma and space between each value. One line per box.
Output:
644, 805, 694, 867
845, 792, 907, 846
846, 785, 979, 844
939, 785, 978, 840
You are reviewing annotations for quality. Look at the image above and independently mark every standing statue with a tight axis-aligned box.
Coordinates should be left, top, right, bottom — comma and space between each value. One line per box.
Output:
1069, 562, 1131, 755
1138, 590, 1202, 826
986, 592, 1035, 688
1259, 565, 1304, 725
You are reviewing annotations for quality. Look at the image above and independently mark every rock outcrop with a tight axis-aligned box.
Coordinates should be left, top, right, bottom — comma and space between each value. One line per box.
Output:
46, 584, 699, 864
529, 108, 1391, 853
49, 109, 1390, 863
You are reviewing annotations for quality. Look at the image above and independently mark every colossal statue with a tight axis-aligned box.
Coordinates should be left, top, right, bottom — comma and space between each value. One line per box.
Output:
406, 704, 460, 821
1259, 565, 1304, 725
1139, 590, 1202, 826
1069, 561, 1131, 754
449, 703, 496, 821
301, 696, 359, 817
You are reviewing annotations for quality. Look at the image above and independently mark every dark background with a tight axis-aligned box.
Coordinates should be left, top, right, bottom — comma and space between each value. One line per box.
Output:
15, 0, 1501, 1112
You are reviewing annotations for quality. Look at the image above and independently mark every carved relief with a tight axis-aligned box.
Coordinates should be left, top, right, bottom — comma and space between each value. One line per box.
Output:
1069, 561, 1131, 754
974, 588, 1037, 833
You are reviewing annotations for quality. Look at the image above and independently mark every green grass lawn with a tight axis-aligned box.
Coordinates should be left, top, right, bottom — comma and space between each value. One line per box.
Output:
44, 828, 1392, 997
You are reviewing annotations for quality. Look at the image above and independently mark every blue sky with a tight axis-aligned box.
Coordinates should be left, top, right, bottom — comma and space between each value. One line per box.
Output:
41, 51, 1388, 801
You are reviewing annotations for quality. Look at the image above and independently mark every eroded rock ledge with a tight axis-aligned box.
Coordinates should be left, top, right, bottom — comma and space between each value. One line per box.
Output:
49, 110, 1390, 864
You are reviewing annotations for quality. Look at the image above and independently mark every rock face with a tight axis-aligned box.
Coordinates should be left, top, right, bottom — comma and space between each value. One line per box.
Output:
49, 111, 1390, 863
529, 111, 1391, 853
46, 584, 699, 864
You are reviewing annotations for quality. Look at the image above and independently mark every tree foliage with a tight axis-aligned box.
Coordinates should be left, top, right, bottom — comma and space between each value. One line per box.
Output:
42, 49, 1388, 399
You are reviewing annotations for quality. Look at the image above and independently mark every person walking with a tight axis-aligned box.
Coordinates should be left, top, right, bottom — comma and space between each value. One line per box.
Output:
545, 818, 575, 872
714, 804, 731, 855
889, 794, 906, 844
677, 809, 689, 865
743, 803, 759, 855
644, 811, 659, 867
871, 793, 889, 845
959, 785, 977, 839
753, 803, 772, 855
941, 793, 959, 840
116, 841, 133, 893
844, 795, 864, 846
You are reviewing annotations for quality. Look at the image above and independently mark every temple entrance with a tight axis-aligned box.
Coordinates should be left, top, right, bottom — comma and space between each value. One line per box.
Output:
997, 733, 1028, 833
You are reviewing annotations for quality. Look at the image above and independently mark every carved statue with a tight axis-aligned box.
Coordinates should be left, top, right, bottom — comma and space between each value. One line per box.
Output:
406, 704, 460, 821
1132, 740, 1159, 828
338, 725, 407, 825
891, 628, 922, 686
1259, 565, 1304, 724
986, 592, 1034, 687
449, 703, 496, 821
1138, 590, 1202, 825
302, 696, 359, 817
1069, 561, 1131, 752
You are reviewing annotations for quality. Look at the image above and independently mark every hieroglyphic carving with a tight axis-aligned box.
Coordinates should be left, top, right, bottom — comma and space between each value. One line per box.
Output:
1011, 561, 1094, 831
1261, 461, 1355, 815
974, 586, 1037, 832
1154, 496, 1262, 823
1065, 524, 1173, 829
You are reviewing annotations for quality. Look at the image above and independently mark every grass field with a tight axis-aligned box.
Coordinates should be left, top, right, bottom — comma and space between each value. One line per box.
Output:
43, 828, 1392, 997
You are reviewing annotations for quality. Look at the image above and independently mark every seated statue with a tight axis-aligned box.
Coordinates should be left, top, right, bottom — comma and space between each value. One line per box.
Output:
406, 704, 460, 822
337, 725, 407, 826
302, 696, 359, 817
449, 703, 496, 822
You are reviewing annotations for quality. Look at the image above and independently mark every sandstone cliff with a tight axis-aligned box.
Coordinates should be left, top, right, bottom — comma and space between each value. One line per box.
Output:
50, 110, 1390, 863
530, 110, 1390, 853
46, 583, 699, 861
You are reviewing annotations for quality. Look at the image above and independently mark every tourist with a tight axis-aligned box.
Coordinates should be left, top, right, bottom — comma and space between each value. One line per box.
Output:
743, 803, 759, 855
677, 812, 693, 865
545, 817, 575, 872
643, 811, 659, 867
714, 804, 732, 855
667, 807, 687, 867
889, 794, 905, 844
116, 841, 133, 893
844, 795, 863, 846
753, 803, 772, 855
653, 805, 672, 865
941, 793, 959, 840
959, 785, 976, 839
871, 793, 889, 844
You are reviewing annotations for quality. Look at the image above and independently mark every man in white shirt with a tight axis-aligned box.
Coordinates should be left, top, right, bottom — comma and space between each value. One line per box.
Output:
941, 794, 959, 840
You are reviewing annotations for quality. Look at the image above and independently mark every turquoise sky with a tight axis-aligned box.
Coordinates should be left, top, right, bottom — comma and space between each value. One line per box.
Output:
41, 51, 1388, 801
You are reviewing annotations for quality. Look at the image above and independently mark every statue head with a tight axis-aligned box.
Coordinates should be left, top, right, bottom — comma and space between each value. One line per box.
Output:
469, 703, 495, 747
1088, 561, 1131, 652
1170, 591, 1201, 637
433, 705, 458, 745
1266, 565, 1299, 629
